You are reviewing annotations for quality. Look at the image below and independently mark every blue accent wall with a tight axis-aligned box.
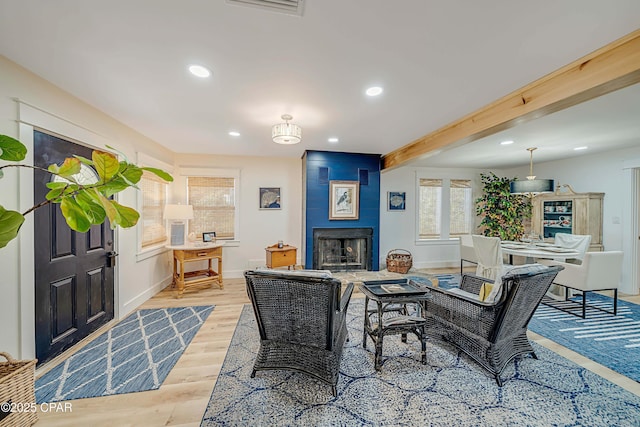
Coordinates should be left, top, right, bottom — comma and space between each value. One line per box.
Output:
302, 150, 381, 270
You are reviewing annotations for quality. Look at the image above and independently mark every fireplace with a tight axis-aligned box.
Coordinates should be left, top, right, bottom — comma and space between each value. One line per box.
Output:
313, 228, 373, 271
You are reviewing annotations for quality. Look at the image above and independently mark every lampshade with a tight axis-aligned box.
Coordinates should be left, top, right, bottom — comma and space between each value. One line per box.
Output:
163, 204, 194, 220
510, 147, 554, 195
272, 114, 302, 144
510, 179, 554, 194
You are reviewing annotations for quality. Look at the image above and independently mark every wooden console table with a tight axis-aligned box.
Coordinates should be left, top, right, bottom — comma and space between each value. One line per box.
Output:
167, 242, 224, 298
265, 244, 297, 269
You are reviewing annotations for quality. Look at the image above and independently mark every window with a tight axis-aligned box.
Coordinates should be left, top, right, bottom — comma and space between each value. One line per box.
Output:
187, 176, 236, 239
140, 170, 168, 248
449, 179, 473, 236
418, 179, 442, 239
418, 178, 472, 239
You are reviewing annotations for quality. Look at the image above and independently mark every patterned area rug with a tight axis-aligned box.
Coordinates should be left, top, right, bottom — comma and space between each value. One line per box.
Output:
201, 299, 640, 426
36, 305, 214, 402
530, 293, 640, 382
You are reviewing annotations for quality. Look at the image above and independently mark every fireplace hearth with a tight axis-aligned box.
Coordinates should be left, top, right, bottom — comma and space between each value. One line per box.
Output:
313, 228, 373, 271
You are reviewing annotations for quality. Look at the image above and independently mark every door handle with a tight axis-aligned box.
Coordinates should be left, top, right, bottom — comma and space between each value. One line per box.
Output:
107, 251, 118, 268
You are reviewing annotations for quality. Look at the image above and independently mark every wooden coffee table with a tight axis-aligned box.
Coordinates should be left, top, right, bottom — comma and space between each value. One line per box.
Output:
359, 278, 432, 370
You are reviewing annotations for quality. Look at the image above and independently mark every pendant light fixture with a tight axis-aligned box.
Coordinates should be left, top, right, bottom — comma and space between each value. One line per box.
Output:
509, 147, 554, 195
272, 114, 302, 145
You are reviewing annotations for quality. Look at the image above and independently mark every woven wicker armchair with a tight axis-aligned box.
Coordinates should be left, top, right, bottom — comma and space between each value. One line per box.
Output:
424, 265, 563, 386
244, 270, 354, 396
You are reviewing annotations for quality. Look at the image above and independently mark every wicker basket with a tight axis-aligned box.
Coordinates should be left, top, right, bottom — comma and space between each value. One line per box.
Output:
0, 352, 38, 427
386, 249, 413, 274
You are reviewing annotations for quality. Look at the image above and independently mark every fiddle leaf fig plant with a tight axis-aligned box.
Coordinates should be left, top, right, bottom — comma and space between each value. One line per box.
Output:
0, 134, 173, 249
475, 172, 530, 241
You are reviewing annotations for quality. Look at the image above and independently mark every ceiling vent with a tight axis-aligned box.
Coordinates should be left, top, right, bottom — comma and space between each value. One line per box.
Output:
226, 0, 305, 16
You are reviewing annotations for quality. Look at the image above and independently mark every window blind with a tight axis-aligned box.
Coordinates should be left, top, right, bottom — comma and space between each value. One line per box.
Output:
187, 176, 236, 239
140, 170, 168, 248
419, 178, 442, 238
449, 179, 472, 236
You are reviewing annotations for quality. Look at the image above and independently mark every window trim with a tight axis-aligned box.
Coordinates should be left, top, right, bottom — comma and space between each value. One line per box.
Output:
136, 153, 173, 261
181, 167, 241, 245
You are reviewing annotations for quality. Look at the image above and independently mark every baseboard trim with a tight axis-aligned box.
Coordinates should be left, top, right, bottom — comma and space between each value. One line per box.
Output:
121, 276, 172, 316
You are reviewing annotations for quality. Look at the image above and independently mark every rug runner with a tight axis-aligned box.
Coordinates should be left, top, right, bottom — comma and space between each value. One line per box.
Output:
36, 305, 214, 402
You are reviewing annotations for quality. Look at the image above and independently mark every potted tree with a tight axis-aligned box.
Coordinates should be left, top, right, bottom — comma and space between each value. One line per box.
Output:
475, 172, 530, 241
0, 134, 172, 249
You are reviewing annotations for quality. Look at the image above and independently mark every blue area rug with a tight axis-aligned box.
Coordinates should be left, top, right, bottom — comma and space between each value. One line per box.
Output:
530, 293, 640, 382
201, 298, 640, 426
36, 305, 214, 402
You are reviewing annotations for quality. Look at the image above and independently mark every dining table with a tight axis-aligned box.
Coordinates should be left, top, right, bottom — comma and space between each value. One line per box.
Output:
500, 241, 580, 264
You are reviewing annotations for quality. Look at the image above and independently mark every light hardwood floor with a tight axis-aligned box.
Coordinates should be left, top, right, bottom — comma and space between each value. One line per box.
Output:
34, 270, 640, 426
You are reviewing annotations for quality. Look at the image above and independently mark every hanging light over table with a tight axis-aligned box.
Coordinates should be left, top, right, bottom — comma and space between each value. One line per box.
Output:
272, 114, 302, 144
510, 147, 554, 195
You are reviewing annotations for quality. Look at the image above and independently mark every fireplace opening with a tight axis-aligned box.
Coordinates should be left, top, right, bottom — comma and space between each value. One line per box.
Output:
313, 228, 373, 271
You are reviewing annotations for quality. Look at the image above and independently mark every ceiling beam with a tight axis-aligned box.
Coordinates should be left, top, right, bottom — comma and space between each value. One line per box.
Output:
381, 29, 640, 171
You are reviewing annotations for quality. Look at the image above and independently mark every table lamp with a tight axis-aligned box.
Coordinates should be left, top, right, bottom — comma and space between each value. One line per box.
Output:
164, 204, 194, 245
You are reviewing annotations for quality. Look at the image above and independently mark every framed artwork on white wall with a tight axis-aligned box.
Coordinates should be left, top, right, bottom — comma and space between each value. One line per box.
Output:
388, 191, 406, 211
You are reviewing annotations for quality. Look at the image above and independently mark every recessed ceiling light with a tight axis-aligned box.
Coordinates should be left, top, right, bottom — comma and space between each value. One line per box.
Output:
365, 86, 383, 97
188, 65, 211, 78
574, 146, 588, 151
228, 131, 240, 137
328, 137, 339, 143
500, 140, 514, 145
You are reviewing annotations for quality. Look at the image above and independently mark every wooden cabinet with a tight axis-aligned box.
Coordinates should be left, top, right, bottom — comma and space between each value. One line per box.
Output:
531, 186, 604, 251
265, 244, 297, 269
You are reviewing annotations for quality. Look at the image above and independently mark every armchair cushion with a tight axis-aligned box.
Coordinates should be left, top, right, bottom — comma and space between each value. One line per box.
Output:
448, 287, 483, 301
255, 268, 333, 279
503, 263, 549, 278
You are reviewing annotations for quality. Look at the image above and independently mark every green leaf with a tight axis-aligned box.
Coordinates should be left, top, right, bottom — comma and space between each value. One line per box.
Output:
99, 177, 130, 197
75, 191, 107, 224
60, 198, 92, 232
92, 151, 120, 182
94, 192, 119, 225
141, 166, 173, 182
0, 205, 25, 249
0, 135, 27, 161
73, 155, 94, 166
110, 200, 139, 228
46, 186, 66, 201
48, 157, 81, 178
46, 182, 68, 190
119, 165, 143, 186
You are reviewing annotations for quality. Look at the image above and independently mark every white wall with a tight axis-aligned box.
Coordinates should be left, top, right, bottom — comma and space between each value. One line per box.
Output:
0, 56, 175, 359
173, 153, 303, 278
380, 165, 488, 269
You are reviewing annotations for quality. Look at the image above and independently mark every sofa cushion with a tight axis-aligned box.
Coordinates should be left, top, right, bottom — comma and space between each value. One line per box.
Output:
252, 268, 334, 279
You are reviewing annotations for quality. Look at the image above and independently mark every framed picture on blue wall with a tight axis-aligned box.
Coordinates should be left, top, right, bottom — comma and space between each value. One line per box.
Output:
329, 180, 359, 220
388, 191, 406, 211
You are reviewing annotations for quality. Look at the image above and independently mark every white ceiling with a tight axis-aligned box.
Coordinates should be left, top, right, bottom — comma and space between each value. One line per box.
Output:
0, 0, 639, 168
